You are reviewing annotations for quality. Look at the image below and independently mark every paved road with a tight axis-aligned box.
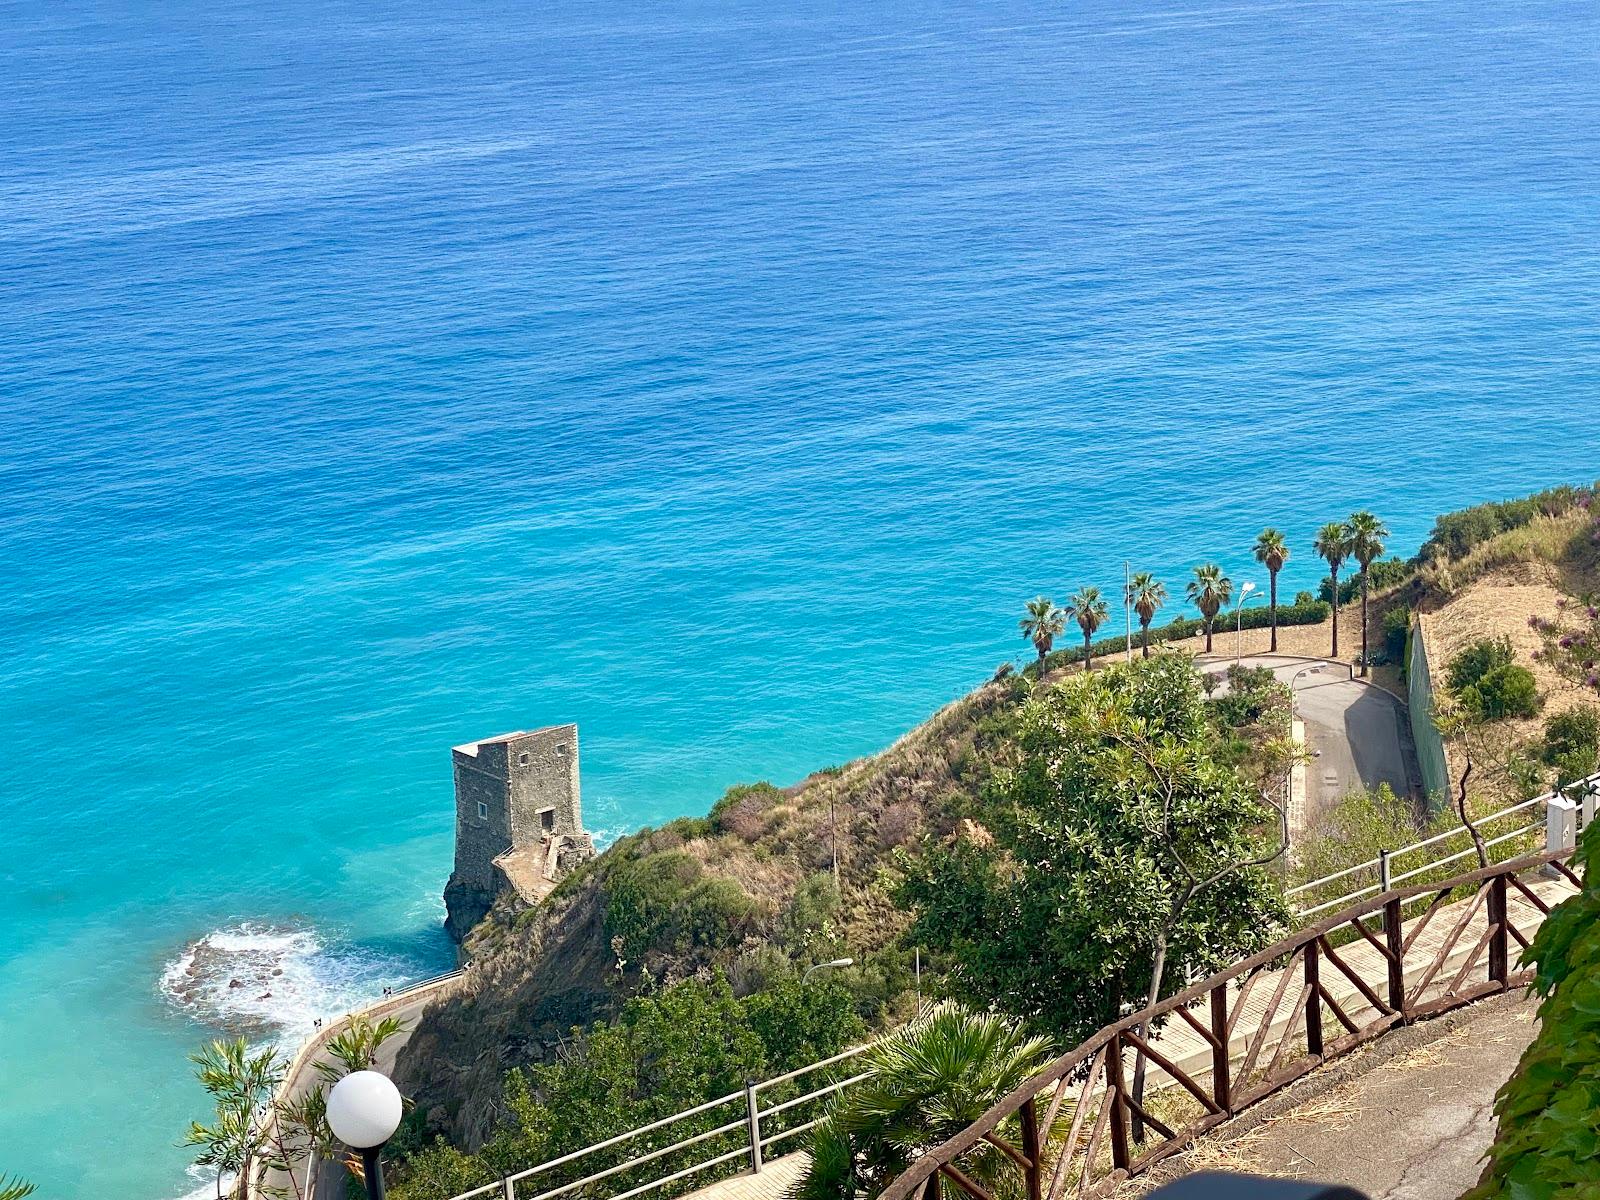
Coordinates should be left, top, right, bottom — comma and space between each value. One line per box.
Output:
1202, 655, 1421, 829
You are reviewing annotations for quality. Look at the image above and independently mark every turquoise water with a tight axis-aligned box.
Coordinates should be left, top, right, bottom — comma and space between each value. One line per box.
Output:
3, 1, 1599, 1194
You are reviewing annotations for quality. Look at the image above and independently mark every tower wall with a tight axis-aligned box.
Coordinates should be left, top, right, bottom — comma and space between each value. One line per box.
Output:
444, 723, 592, 943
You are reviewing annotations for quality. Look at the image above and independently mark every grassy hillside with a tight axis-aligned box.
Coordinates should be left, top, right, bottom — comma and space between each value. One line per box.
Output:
394, 481, 1600, 1155
395, 670, 1031, 1145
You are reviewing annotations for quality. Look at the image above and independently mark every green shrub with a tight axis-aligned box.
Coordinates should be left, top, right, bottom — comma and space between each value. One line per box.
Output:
1543, 706, 1600, 783
1420, 484, 1591, 562
1460, 663, 1540, 721
1383, 605, 1411, 666
1464, 822, 1600, 1199
603, 851, 763, 961
1447, 635, 1515, 694
1317, 557, 1410, 605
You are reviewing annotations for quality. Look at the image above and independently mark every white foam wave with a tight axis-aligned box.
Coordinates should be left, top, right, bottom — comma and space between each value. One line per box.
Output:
159, 921, 417, 1049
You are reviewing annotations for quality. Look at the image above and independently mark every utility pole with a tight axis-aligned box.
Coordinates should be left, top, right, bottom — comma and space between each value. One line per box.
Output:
1125, 560, 1133, 663
830, 796, 838, 885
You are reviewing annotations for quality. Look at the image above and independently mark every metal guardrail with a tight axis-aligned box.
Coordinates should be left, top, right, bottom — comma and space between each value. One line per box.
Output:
435, 773, 1600, 1200
1286, 771, 1600, 919
877, 845, 1583, 1200
443, 1044, 874, 1200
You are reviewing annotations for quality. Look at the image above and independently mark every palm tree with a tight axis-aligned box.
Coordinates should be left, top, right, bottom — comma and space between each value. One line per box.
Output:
1252, 528, 1290, 652
1126, 572, 1167, 658
1348, 510, 1390, 677
791, 1003, 1055, 1200
1187, 564, 1233, 654
0, 1178, 34, 1200
1065, 586, 1111, 671
1018, 596, 1066, 679
1313, 521, 1350, 658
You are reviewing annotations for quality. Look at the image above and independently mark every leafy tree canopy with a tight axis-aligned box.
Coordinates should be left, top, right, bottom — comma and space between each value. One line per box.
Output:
899, 655, 1288, 1044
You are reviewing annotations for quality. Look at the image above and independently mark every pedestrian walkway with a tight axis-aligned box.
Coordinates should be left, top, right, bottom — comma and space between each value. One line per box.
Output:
681, 869, 1575, 1200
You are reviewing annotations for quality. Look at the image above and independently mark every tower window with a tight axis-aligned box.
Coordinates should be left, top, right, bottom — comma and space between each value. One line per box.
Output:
540, 807, 555, 832
518, 753, 530, 767
477, 801, 490, 821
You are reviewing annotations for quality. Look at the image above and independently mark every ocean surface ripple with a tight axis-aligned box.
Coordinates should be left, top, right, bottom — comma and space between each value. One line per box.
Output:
2, 1, 1598, 1195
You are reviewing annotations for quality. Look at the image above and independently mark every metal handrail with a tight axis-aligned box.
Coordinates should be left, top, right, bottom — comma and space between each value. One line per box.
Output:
439, 771, 1600, 1200
1289, 772, 1600, 915
448, 1041, 875, 1200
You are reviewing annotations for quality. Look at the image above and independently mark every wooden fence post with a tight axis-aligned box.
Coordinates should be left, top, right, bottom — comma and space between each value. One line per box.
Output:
1304, 942, 1323, 1057
1106, 1033, 1132, 1171
922, 1172, 942, 1200
1209, 983, 1231, 1113
1384, 896, 1405, 1017
1020, 1097, 1042, 1200
1489, 872, 1510, 986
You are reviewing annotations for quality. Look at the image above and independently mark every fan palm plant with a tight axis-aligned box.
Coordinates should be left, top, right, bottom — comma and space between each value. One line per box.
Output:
789, 1003, 1055, 1200
1313, 521, 1350, 658
1348, 510, 1390, 676
0, 1177, 34, 1200
1126, 572, 1167, 658
1018, 596, 1066, 679
1251, 529, 1289, 652
1065, 586, 1111, 671
1186, 564, 1233, 654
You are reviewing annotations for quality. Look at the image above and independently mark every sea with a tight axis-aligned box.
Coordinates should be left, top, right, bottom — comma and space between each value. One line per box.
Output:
2, 1, 1598, 1194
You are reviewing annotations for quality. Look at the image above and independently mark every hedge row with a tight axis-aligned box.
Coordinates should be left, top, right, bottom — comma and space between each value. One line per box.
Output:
1032, 597, 1332, 673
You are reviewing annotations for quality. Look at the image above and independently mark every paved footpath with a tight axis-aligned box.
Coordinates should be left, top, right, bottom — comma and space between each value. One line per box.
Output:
682, 871, 1573, 1200
1132, 992, 1538, 1200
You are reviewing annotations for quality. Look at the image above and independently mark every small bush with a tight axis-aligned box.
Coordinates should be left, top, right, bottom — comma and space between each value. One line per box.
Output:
1447, 636, 1515, 694
1542, 706, 1600, 783
1460, 664, 1540, 721
1383, 605, 1411, 666
708, 782, 782, 838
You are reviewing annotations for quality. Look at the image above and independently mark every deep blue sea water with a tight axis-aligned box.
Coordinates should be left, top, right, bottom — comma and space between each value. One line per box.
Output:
3, 1, 1599, 1194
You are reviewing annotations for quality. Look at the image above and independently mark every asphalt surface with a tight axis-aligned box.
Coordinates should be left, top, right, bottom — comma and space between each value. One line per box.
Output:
1203, 655, 1422, 828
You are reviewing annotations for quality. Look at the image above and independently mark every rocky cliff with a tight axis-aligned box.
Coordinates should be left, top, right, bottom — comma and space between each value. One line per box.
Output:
393, 671, 1027, 1146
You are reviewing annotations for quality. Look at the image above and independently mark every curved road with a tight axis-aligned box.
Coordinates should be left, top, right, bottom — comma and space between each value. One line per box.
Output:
1202, 654, 1422, 830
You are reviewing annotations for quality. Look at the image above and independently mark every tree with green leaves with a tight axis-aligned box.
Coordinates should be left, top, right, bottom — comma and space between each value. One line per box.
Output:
1065, 585, 1111, 671
1252, 528, 1290, 652
185, 1038, 286, 1200
390, 972, 863, 1200
899, 654, 1289, 1046
1186, 564, 1233, 654
1018, 596, 1066, 679
790, 1003, 1054, 1200
185, 1014, 405, 1199
1313, 522, 1350, 659
1126, 572, 1167, 659
0, 1177, 34, 1200
1464, 822, 1600, 1199
1347, 510, 1389, 676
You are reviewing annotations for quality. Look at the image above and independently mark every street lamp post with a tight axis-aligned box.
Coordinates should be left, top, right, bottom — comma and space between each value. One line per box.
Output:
326, 1070, 404, 1200
802, 958, 853, 983
1234, 581, 1258, 663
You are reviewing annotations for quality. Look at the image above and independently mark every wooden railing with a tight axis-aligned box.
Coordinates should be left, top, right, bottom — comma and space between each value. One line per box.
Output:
879, 848, 1581, 1200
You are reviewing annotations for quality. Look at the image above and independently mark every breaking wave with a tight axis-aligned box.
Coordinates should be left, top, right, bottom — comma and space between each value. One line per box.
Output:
159, 921, 419, 1047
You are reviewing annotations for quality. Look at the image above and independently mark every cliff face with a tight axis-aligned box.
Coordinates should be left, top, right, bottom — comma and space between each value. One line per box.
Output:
393, 672, 1027, 1146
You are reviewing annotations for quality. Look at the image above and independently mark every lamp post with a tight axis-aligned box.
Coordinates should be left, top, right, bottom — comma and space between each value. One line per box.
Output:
1234, 581, 1258, 663
326, 1070, 404, 1200
802, 957, 853, 983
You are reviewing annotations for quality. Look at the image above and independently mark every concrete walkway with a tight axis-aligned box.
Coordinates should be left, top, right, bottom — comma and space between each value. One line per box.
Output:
1129, 992, 1537, 1200
1201, 654, 1421, 830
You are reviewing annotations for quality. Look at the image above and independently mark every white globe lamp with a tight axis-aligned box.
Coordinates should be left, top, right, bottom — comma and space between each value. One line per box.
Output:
326, 1070, 403, 1199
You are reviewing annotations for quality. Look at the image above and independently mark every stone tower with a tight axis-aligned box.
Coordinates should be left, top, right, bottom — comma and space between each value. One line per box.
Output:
443, 724, 596, 943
